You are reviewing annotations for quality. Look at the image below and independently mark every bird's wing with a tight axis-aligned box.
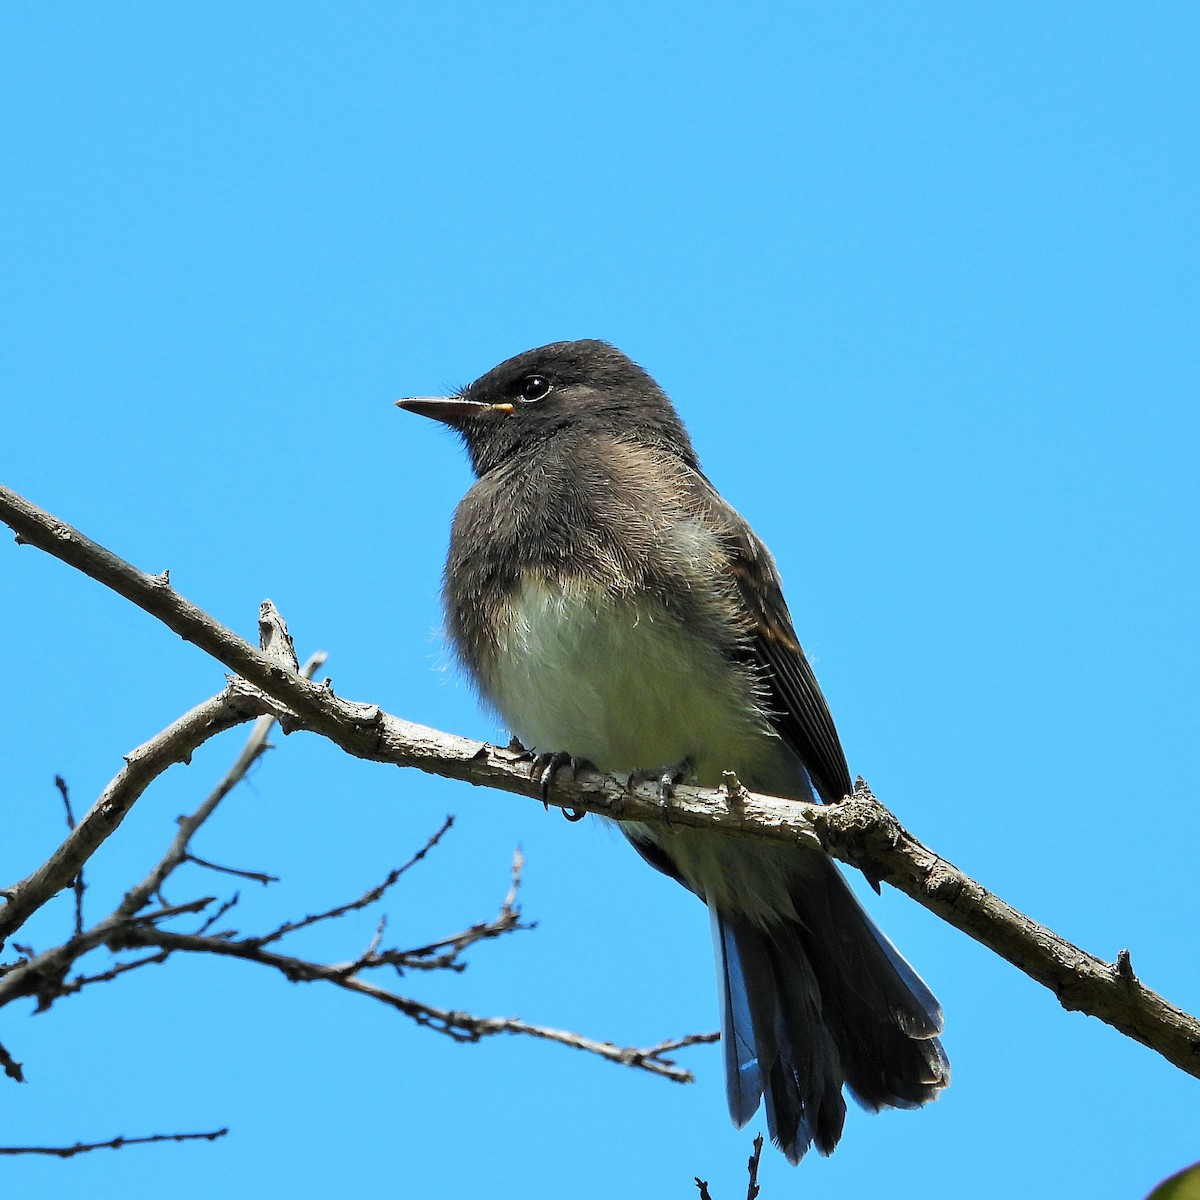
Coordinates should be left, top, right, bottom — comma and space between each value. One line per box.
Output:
688, 472, 853, 806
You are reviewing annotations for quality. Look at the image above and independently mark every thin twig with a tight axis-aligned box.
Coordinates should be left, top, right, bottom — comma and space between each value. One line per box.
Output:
53, 776, 77, 831
371, 845, 530, 972
196, 895, 240, 935
183, 854, 279, 887
746, 1133, 763, 1200
0, 1128, 228, 1157
53, 776, 85, 936
53, 951, 171, 1000
103, 922, 706, 1082
694, 1131, 765, 1199
251, 816, 454, 949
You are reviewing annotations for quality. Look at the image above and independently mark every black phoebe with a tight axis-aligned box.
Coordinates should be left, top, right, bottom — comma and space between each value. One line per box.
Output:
397, 340, 948, 1163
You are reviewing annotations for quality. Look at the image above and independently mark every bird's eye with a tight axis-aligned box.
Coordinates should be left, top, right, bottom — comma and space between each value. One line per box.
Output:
518, 374, 552, 403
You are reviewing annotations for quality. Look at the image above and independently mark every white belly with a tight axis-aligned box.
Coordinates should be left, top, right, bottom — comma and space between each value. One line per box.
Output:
485, 578, 774, 780
483, 578, 811, 924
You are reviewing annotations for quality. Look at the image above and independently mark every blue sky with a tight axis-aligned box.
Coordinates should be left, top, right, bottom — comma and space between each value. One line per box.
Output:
2, 3, 1198, 1196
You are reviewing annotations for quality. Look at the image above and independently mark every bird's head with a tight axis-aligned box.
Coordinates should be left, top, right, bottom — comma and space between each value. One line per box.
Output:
396, 339, 699, 477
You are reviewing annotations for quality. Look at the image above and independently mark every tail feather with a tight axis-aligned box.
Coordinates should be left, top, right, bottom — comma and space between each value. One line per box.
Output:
711, 908, 845, 1162
709, 857, 948, 1162
791, 862, 948, 1112
711, 906, 763, 1127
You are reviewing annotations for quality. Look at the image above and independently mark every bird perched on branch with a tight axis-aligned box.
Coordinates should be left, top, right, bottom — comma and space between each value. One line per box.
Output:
397, 339, 948, 1162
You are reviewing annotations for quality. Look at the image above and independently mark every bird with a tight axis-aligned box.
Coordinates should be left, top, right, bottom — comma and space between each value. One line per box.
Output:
396, 339, 948, 1162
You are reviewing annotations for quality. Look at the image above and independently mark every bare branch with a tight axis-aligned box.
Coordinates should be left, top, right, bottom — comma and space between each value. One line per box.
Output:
0, 685, 270, 947
103, 921, 708, 1082
19, 782, 696, 1088
0, 482, 384, 750
0, 1129, 228, 1157
0, 896, 213, 1014
116, 647, 327, 922
51, 951, 171, 1000
395, 847, 530, 971
4, 721, 694, 1091
695, 1131, 765, 1199
0, 646, 330, 1013
3, 481, 1199, 1081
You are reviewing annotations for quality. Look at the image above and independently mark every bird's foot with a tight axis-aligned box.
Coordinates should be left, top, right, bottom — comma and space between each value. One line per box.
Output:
530, 749, 593, 821
626, 757, 695, 823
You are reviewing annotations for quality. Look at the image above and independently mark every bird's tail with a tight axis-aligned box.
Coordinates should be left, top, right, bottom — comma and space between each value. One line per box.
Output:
711, 858, 948, 1163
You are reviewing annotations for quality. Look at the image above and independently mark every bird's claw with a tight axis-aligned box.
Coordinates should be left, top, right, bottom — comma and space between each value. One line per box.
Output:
626, 757, 695, 822
530, 749, 593, 820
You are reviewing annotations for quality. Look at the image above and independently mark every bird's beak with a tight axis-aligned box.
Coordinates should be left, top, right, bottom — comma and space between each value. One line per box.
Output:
395, 396, 515, 426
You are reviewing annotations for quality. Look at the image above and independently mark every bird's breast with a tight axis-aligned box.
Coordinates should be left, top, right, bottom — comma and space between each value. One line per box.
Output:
478, 576, 779, 785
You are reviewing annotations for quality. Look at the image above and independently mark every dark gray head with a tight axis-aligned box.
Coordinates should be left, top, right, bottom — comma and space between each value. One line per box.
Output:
397, 339, 700, 478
